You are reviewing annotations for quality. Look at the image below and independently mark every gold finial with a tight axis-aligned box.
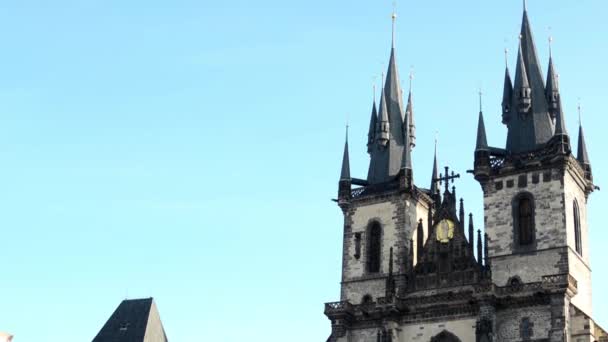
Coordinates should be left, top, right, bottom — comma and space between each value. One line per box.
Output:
479, 87, 483, 113
523, 0, 528, 11
504, 48, 509, 67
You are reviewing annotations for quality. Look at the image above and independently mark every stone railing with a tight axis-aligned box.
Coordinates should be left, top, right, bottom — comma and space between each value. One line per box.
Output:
324, 301, 354, 315
351, 182, 399, 199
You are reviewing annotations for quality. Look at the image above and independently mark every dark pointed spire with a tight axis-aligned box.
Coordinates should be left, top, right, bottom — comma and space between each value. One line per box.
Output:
475, 109, 489, 151
468, 213, 474, 255
367, 96, 378, 153
459, 198, 465, 228
377, 75, 390, 146
340, 127, 351, 181
430, 138, 440, 196
401, 113, 412, 171
384, 34, 405, 143
502, 49, 513, 124
505, 5, 555, 154
577, 105, 591, 167
405, 70, 416, 149
546, 47, 561, 121
514, 40, 532, 113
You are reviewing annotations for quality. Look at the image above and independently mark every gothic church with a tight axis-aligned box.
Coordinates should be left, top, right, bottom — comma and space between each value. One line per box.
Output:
325, 4, 607, 342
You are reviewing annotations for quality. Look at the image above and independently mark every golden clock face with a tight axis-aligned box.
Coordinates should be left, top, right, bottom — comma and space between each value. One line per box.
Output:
435, 219, 455, 243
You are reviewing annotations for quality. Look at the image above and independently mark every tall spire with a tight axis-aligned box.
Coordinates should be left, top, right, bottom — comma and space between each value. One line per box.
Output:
401, 113, 412, 171
502, 49, 513, 124
577, 104, 591, 166
340, 125, 351, 181
430, 137, 440, 196
367, 96, 378, 153
475, 106, 489, 151
366, 9, 409, 184
514, 39, 532, 112
546, 37, 561, 121
505, 5, 554, 154
405, 69, 416, 149
468, 213, 475, 255
377, 74, 390, 146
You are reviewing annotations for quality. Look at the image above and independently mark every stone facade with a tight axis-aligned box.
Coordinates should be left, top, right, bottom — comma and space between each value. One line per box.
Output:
325, 4, 606, 342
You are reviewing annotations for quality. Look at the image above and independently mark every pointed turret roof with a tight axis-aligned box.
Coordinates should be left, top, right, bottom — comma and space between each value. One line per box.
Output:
502, 64, 513, 123
430, 141, 440, 195
385, 49, 405, 126
367, 100, 378, 148
475, 111, 489, 151
577, 123, 590, 166
340, 129, 351, 181
377, 85, 390, 135
505, 6, 555, 154
546, 56, 559, 99
366, 17, 409, 184
405, 89, 416, 148
519, 6, 545, 92
92, 298, 168, 342
514, 43, 531, 91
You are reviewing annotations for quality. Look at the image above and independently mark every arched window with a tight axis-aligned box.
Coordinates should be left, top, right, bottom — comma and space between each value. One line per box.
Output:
431, 330, 462, 342
574, 200, 582, 255
367, 223, 382, 273
513, 193, 535, 247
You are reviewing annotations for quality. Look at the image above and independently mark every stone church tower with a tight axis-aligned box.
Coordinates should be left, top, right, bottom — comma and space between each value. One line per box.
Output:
325, 4, 607, 342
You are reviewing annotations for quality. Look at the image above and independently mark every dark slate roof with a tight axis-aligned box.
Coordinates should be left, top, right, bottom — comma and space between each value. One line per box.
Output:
577, 124, 591, 165
475, 111, 489, 151
430, 143, 439, 195
405, 90, 416, 148
92, 298, 168, 342
367, 46, 408, 185
546, 57, 559, 101
505, 8, 555, 154
502, 66, 513, 122
367, 101, 378, 147
340, 131, 351, 181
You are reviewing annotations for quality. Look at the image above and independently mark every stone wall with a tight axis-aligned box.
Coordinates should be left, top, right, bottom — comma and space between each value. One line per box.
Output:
484, 168, 568, 284
340, 191, 430, 303
495, 306, 551, 341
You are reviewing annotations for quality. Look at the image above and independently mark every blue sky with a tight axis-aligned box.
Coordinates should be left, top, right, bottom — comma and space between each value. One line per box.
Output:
0, 1, 607, 341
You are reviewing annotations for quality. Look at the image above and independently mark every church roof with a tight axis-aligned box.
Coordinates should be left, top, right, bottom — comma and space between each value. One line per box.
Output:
92, 298, 168, 342
505, 6, 555, 154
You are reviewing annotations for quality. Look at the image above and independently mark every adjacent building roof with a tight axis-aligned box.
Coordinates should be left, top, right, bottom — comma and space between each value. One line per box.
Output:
92, 298, 168, 342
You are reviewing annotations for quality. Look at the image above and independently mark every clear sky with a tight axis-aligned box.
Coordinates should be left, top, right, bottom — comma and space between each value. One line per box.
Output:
0, 1, 607, 341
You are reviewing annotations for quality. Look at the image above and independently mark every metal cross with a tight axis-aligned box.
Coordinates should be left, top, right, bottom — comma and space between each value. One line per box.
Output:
434, 166, 460, 193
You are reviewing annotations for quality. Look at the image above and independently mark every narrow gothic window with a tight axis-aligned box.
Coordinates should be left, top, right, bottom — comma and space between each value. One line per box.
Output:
367, 223, 382, 273
520, 317, 534, 340
416, 220, 424, 263
516, 195, 535, 246
354, 233, 362, 259
574, 200, 583, 255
